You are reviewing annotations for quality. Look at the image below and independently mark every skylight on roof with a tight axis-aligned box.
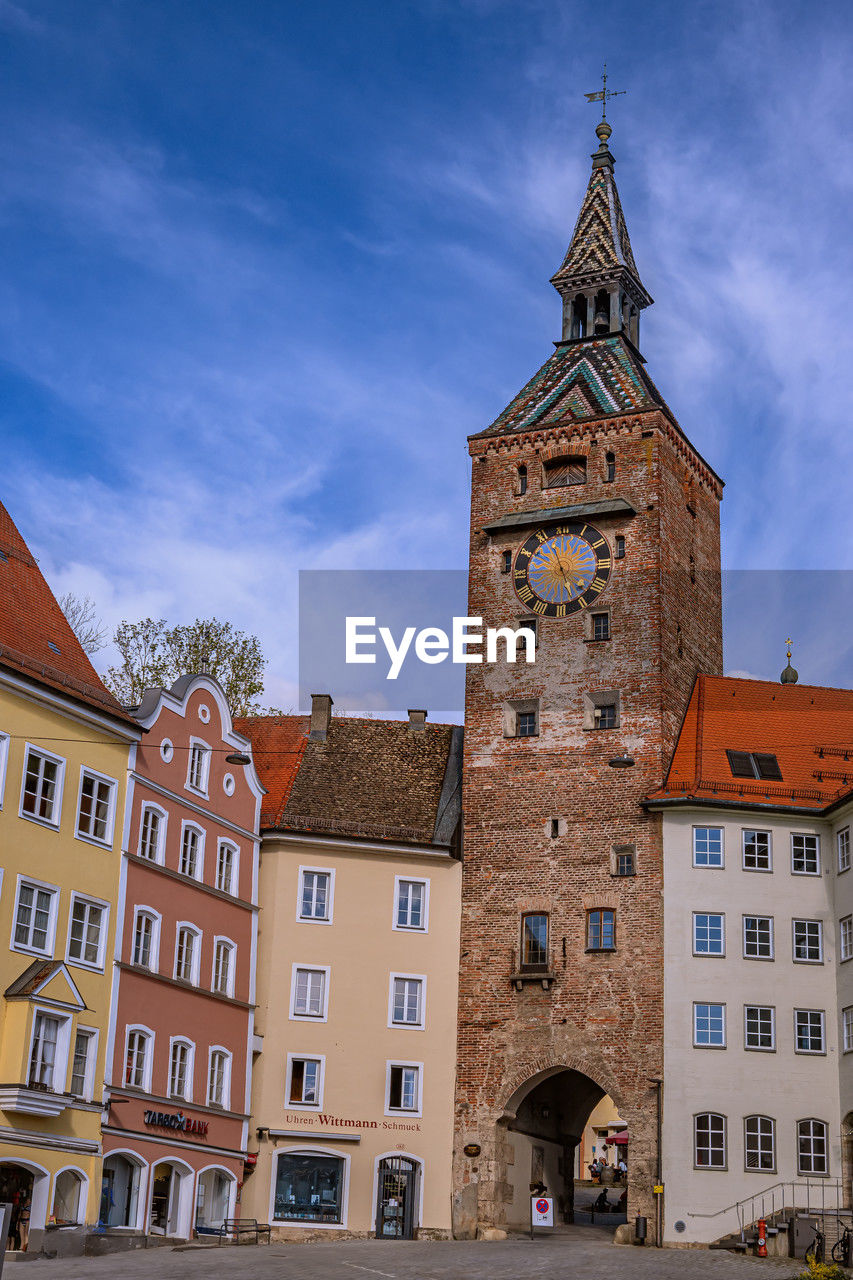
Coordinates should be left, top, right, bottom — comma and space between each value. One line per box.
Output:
47, 641, 61, 655
726, 750, 783, 781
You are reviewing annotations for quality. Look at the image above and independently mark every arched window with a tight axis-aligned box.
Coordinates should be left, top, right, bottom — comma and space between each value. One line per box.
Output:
570, 294, 586, 339
52, 1169, 84, 1224
138, 805, 166, 862
517, 465, 527, 495
207, 1048, 232, 1109
543, 456, 586, 489
605, 452, 616, 482
212, 938, 236, 997
124, 1027, 153, 1090
179, 823, 205, 880
593, 289, 610, 335
174, 924, 202, 985
797, 1119, 828, 1175
744, 1116, 775, 1171
131, 908, 160, 970
694, 1112, 726, 1168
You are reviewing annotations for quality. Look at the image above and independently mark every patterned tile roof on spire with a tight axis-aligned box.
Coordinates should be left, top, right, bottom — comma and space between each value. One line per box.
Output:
0, 499, 135, 724
550, 158, 645, 292
470, 334, 675, 440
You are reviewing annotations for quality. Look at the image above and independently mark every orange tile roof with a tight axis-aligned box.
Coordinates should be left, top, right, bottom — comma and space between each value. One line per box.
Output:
233, 715, 309, 827
649, 674, 853, 812
0, 500, 135, 724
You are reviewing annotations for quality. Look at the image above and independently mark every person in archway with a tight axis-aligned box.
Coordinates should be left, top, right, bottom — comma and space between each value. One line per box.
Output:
617, 1155, 627, 1182
18, 1194, 30, 1252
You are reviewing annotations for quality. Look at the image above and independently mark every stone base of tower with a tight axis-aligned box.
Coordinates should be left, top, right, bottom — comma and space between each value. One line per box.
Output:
452, 1038, 661, 1243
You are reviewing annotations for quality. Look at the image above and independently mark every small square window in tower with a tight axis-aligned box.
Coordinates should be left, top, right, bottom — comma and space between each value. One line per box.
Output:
612, 847, 635, 877
594, 703, 617, 730
517, 711, 537, 737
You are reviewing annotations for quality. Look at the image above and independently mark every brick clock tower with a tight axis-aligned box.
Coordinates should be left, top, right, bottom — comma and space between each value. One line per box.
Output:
454, 119, 724, 1241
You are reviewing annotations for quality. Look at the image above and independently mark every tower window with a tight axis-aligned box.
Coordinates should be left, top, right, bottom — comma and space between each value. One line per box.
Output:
605, 452, 616, 483
517, 711, 537, 737
592, 613, 610, 641
594, 703, 617, 730
612, 847, 636, 877
520, 913, 549, 970
587, 909, 616, 951
501, 550, 512, 574
543, 456, 586, 489
615, 536, 625, 559
549, 818, 560, 839
517, 465, 527, 495
570, 293, 586, 339
584, 690, 621, 731
593, 289, 610, 335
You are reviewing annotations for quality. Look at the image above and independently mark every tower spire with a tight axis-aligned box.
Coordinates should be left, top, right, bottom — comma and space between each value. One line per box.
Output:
550, 79, 652, 345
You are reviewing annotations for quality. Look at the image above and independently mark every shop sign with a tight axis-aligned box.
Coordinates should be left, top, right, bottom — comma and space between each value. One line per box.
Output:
143, 1109, 209, 1137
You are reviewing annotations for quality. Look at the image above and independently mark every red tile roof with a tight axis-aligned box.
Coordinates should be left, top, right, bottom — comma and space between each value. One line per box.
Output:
649, 674, 853, 812
232, 715, 309, 827
0, 501, 134, 724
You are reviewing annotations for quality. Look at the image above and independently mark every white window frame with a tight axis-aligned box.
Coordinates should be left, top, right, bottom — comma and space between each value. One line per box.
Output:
841, 915, 853, 963
215, 839, 239, 895
138, 803, 168, 864
792, 918, 823, 964
0, 731, 10, 808
843, 1006, 853, 1053
285, 1052, 326, 1110
692, 911, 725, 957
186, 737, 211, 797
28, 1006, 72, 1091
211, 936, 237, 997
791, 832, 820, 876
19, 743, 65, 829
207, 1045, 232, 1109
743, 914, 774, 960
65, 892, 110, 971
130, 905, 162, 971
168, 1036, 195, 1102
289, 964, 330, 1022
384, 1059, 424, 1117
74, 766, 117, 847
124, 1024, 154, 1091
69, 1025, 99, 1101
797, 1119, 829, 1175
693, 1002, 726, 1049
692, 826, 724, 869
744, 1115, 776, 1174
11, 875, 59, 957
794, 1008, 826, 1055
742, 829, 772, 873
838, 828, 851, 875
296, 866, 335, 924
393, 876, 430, 932
744, 1004, 776, 1052
174, 922, 202, 986
694, 1112, 727, 1170
388, 972, 427, 1030
178, 821, 205, 882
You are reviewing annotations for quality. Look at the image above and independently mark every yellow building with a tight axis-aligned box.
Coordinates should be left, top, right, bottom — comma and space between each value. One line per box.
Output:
0, 502, 139, 1255
237, 699, 462, 1239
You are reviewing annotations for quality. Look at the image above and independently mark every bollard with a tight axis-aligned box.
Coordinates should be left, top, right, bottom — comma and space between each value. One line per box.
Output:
757, 1218, 767, 1257
635, 1215, 647, 1245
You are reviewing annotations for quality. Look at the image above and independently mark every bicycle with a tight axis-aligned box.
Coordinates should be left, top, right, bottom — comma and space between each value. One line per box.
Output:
805, 1222, 826, 1264
831, 1224, 852, 1266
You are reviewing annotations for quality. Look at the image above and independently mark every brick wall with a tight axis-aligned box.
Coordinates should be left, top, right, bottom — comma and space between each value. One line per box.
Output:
454, 404, 723, 1238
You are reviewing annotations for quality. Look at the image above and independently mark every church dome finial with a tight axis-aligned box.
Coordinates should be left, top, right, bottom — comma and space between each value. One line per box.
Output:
595, 119, 612, 147
780, 637, 799, 685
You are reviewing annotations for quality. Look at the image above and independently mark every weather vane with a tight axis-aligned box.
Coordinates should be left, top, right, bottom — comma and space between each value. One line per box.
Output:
584, 63, 626, 121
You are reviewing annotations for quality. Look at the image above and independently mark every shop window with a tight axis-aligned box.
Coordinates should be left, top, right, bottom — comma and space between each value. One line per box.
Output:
273, 1152, 345, 1224
52, 1169, 84, 1225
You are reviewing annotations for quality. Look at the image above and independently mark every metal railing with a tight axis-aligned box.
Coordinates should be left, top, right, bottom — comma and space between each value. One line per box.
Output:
688, 1178, 848, 1244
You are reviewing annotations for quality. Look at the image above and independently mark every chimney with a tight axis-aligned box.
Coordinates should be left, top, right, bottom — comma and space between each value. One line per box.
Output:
408, 709, 427, 732
309, 693, 333, 742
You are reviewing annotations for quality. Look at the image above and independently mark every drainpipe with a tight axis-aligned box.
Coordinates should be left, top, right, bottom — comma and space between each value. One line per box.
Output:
649, 1078, 663, 1246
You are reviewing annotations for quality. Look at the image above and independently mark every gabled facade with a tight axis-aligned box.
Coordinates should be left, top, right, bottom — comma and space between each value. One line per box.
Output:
237, 699, 462, 1240
100, 674, 263, 1245
648, 675, 853, 1245
0, 501, 139, 1255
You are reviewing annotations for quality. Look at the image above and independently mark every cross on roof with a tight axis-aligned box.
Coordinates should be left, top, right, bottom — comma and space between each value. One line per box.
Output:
584, 63, 626, 121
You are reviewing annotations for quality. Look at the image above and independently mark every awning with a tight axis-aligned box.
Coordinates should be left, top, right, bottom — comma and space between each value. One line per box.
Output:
604, 1130, 629, 1146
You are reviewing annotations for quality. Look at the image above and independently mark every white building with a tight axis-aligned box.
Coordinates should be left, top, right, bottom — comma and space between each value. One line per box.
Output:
649, 673, 853, 1246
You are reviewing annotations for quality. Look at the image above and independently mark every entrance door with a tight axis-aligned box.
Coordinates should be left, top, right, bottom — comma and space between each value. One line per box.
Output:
375, 1157, 418, 1239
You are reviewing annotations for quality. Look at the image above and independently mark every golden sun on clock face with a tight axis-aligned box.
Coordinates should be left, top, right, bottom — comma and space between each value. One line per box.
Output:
513, 522, 611, 617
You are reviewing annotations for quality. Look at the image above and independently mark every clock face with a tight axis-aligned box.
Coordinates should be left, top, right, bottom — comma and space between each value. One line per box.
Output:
513, 522, 611, 617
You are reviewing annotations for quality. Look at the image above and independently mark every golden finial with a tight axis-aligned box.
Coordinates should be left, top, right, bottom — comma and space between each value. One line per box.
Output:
781, 637, 798, 685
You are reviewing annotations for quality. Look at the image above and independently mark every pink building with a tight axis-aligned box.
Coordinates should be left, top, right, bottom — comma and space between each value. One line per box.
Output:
100, 675, 263, 1245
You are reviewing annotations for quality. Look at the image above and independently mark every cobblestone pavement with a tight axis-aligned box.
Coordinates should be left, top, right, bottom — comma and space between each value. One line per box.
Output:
13, 1232, 805, 1279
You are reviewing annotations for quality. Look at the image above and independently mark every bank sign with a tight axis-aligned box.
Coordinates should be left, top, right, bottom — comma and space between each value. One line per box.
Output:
143, 1109, 209, 1137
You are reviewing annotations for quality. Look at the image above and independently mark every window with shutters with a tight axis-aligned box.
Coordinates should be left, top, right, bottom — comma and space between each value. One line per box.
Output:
543, 456, 586, 488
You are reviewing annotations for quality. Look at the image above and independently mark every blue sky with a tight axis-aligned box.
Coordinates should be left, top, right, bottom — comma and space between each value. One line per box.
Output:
1, 0, 851, 709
